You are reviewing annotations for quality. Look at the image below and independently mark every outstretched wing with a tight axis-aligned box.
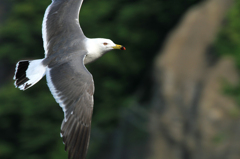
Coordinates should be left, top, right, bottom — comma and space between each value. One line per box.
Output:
43, 0, 85, 57
46, 54, 94, 159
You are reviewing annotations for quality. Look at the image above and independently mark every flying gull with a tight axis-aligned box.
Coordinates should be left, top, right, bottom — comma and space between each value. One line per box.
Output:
13, 0, 126, 158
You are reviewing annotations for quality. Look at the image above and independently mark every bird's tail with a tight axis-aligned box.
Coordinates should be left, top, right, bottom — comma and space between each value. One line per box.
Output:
13, 59, 47, 90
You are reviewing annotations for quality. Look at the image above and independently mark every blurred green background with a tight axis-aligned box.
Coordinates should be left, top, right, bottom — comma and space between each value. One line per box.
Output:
0, 0, 240, 159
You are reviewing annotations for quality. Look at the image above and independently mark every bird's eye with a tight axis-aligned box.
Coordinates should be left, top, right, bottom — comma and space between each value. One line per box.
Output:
103, 42, 108, 45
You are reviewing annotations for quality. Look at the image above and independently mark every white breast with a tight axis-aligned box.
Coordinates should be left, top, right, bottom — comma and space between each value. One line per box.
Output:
84, 53, 103, 64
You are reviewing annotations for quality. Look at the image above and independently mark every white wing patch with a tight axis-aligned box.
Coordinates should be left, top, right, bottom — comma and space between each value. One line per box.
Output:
46, 68, 68, 122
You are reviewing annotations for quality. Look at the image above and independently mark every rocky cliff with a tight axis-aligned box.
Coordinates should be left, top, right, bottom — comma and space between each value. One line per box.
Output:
150, 0, 240, 159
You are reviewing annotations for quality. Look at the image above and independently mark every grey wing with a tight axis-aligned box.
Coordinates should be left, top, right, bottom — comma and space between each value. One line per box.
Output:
43, 0, 85, 57
46, 54, 94, 159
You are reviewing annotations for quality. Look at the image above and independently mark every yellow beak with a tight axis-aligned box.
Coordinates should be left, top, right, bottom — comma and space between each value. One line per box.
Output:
112, 44, 126, 50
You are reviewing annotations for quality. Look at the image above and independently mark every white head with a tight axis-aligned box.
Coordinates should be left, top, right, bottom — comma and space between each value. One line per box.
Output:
84, 38, 126, 64
86, 38, 125, 54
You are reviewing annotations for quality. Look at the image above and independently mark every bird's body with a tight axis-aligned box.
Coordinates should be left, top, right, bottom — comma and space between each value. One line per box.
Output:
13, 0, 125, 158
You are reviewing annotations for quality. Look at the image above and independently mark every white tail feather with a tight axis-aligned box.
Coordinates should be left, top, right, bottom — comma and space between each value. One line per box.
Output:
14, 59, 47, 90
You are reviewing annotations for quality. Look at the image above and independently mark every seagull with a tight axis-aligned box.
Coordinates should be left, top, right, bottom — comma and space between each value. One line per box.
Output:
13, 0, 126, 158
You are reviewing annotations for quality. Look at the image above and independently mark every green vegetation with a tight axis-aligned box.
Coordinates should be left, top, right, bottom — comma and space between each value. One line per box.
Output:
215, 0, 240, 67
0, 0, 201, 158
215, 1, 240, 105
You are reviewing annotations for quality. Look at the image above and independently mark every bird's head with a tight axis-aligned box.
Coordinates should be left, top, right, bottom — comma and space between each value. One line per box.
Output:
86, 38, 126, 55
97, 38, 126, 52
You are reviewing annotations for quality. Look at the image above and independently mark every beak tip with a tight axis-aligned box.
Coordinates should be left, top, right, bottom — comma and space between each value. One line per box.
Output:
120, 46, 126, 50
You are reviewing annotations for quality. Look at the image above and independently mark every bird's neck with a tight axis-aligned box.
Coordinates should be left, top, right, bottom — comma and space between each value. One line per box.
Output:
84, 38, 105, 65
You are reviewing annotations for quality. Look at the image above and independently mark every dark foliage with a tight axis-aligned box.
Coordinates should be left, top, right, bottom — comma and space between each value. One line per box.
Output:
0, 0, 202, 158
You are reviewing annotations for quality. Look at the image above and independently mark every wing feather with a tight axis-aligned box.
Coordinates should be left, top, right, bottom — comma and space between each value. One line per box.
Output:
43, 0, 85, 57
46, 54, 94, 159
